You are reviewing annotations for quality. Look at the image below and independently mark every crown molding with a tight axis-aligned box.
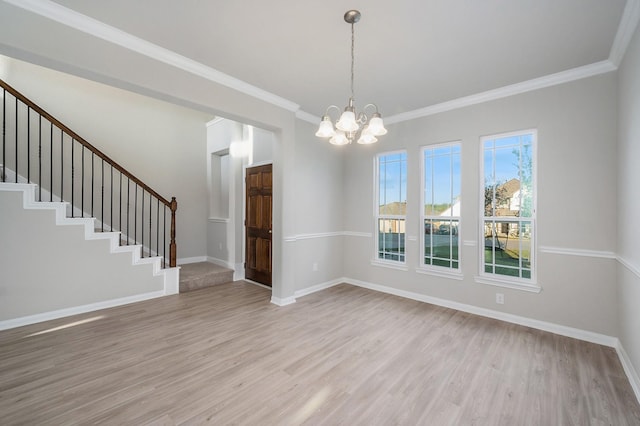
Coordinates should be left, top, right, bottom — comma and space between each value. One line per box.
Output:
610, 0, 640, 67
206, 117, 225, 127
384, 60, 617, 125
6, 0, 633, 125
295, 109, 320, 125
3, 0, 301, 113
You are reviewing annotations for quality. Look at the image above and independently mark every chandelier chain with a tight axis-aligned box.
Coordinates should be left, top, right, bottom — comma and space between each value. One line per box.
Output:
350, 21, 355, 100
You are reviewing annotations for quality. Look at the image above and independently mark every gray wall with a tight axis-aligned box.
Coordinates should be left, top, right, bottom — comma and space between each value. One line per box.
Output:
292, 119, 345, 291
343, 73, 619, 336
617, 22, 640, 386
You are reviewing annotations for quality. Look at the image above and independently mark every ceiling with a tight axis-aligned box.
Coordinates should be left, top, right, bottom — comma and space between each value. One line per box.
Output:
4, 1, 634, 120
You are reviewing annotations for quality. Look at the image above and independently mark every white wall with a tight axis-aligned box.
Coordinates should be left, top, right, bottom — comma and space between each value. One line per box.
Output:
0, 189, 164, 323
343, 73, 619, 336
252, 127, 274, 165
617, 22, 640, 389
2, 56, 213, 260
206, 119, 241, 267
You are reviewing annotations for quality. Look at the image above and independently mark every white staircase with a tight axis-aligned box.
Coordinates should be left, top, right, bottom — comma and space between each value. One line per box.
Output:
0, 182, 179, 330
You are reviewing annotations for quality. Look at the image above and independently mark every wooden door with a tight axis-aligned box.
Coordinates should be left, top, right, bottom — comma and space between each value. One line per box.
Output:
245, 164, 272, 286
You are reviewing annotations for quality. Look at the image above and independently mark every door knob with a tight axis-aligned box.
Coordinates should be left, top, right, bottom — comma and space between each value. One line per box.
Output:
268, 229, 272, 233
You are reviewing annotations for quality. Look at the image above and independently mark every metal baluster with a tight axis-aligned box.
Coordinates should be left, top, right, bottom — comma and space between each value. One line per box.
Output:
119, 172, 122, 240
127, 178, 130, 245
134, 184, 138, 248
81, 145, 84, 217
91, 152, 94, 217
14, 97, 17, 183
71, 138, 74, 217
141, 188, 144, 257
2, 89, 5, 182
49, 123, 53, 202
38, 116, 42, 201
27, 107, 30, 183
149, 192, 152, 257
156, 198, 160, 263
110, 166, 113, 232
101, 159, 104, 232
60, 129, 63, 202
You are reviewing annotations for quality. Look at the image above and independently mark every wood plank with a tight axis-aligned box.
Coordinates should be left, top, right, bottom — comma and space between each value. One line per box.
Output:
0, 283, 638, 425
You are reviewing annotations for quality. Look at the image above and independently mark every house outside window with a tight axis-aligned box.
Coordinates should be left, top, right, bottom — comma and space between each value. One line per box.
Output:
422, 143, 461, 271
481, 130, 536, 286
376, 151, 407, 263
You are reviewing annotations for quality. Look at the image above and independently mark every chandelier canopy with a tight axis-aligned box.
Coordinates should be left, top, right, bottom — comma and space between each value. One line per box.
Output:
315, 10, 387, 145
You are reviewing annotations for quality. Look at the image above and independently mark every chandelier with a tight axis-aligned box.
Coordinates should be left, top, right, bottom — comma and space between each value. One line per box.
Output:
315, 10, 387, 145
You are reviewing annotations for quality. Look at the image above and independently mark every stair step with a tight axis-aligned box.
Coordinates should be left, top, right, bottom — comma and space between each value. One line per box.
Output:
179, 262, 234, 293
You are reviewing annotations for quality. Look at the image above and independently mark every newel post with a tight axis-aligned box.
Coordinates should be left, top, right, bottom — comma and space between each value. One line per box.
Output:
170, 197, 177, 267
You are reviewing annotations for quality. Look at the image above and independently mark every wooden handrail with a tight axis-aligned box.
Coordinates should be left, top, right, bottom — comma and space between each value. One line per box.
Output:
1, 78, 177, 267
0, 78, 172, 207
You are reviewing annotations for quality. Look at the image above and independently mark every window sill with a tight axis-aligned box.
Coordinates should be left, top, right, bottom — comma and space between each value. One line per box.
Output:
370, 259, 409, 271
474, 275, 541, 293
416, 267, 464, 280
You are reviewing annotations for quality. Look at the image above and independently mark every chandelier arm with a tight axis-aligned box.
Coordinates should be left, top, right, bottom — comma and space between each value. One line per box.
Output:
363, 103, 380, 114
323, 105, 342, 119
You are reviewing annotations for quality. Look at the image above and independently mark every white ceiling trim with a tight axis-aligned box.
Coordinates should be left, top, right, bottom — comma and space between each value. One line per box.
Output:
384, 60, 617, 125
206, 117, 225, 128
294, 110, 319, 125
2, 0, 301, 113
4, 0, 637, 127
609, 0, 640, 66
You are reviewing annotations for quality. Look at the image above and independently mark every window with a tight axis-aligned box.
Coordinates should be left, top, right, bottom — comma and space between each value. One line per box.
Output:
422, 143, 461, 270
481, 130, 535, 283
376, 151, 407, 262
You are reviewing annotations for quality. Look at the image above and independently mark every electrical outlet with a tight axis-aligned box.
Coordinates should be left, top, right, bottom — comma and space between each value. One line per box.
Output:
312, 262, 318, 272
496, 293, 504, 304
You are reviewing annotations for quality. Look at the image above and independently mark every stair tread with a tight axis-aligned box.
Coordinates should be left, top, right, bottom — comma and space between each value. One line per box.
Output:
179, 262, 233, 279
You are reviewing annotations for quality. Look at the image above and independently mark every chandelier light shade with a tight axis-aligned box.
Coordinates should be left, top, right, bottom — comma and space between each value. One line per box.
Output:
316, 10, 387, 145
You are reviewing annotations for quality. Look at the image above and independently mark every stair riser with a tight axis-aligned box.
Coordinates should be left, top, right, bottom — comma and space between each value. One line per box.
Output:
180, 272, 234, 293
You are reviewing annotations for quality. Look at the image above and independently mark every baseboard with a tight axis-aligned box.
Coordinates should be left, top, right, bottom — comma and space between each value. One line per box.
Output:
177, 256, 208, 265
0, 290, 166, 331
233, 262, 245, 281
270, 295, 296, 306
294, 278, 344, 298
205, 256, 235, 270
615, 341, 640, 405
342, 277, 618, 348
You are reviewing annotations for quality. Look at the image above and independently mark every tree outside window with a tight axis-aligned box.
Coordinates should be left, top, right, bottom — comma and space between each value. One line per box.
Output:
482, 131, 535, 281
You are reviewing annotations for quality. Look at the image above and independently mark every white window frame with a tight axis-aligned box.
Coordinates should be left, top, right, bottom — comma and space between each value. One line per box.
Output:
418, 142, 463, 279
477, 129, 539, 293
373, 150, 408, 268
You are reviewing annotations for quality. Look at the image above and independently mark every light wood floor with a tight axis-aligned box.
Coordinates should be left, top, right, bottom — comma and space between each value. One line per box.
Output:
1, 283, 639, 425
